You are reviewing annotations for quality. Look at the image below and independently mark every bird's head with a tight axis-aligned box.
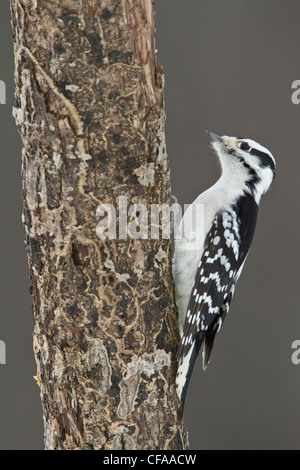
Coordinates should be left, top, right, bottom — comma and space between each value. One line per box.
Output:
207, 131, 276, 203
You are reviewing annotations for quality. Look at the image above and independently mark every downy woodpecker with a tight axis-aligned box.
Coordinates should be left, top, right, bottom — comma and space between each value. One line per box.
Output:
174, 132, 276, 406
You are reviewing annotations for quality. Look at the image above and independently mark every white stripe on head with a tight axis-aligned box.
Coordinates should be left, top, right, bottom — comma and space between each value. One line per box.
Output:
244, 139, 276, 167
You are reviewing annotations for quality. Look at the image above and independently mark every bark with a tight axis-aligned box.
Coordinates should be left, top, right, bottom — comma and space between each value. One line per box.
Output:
10, 0, 188, 450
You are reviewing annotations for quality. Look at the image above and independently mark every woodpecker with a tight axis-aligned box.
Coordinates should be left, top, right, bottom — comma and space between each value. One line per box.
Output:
173, 131, 276, 407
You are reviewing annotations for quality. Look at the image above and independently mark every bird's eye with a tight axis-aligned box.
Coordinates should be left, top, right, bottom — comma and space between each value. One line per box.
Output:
239, 142, 250, 152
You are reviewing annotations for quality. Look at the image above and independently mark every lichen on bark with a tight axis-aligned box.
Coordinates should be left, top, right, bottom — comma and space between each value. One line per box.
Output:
10, 0, 188, 450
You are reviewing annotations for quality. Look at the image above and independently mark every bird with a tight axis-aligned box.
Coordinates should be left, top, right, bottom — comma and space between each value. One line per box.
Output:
173, 131, 276, 407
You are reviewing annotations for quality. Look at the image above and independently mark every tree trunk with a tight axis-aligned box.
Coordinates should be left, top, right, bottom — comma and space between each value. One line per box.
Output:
10, 0, 188, 450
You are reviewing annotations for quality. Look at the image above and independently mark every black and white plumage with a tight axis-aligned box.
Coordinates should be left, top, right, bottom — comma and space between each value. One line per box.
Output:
174, 132, 276, 407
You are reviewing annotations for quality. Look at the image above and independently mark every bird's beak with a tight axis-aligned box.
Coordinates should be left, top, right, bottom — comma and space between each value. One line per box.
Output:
206, 131, 223, 143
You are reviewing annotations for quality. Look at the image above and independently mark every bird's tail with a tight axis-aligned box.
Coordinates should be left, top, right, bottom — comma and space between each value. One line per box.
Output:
176, 316, 224, 409
176, 333, 205, 410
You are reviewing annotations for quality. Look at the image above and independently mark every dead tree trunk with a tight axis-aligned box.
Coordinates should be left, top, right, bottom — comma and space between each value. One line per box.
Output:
10, 0, 188, 450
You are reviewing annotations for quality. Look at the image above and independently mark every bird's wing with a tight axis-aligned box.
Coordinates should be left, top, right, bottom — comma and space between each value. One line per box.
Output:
176, 198, 258, 405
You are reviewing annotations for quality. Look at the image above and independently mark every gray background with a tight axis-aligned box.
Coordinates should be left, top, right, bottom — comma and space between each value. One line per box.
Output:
0, 0, 299, 449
